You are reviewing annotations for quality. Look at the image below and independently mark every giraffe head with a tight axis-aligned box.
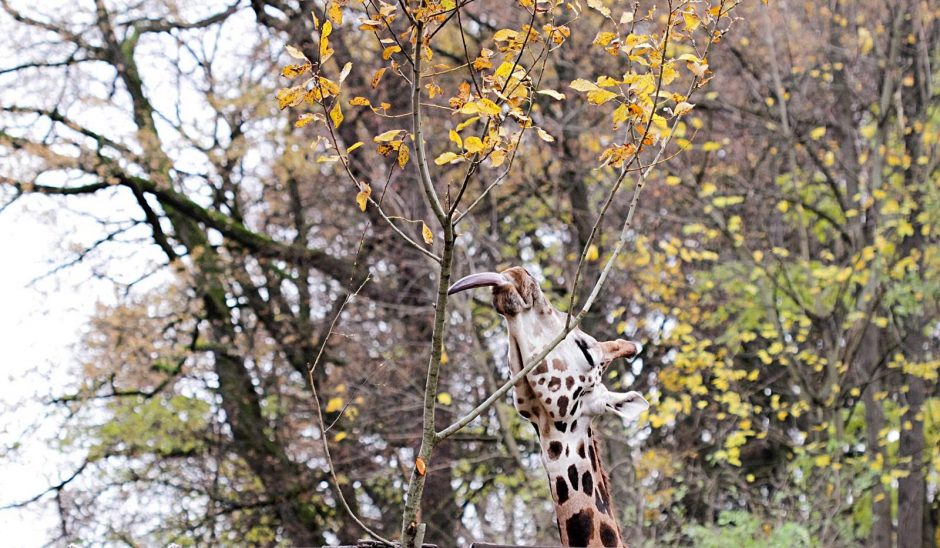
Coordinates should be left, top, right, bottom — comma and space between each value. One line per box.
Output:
449, 266, 649, 429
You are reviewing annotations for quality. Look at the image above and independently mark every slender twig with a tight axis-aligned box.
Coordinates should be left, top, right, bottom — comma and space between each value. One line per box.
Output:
411, 21, 447, 223
307, 277, 393, 546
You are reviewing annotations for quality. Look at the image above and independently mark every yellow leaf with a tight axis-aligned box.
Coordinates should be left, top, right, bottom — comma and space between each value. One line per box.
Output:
282, 63, 311, 78
449, 129, 462, 148
814, 454, 831, 467
459, 102, 480, 115
463, 136, 484, 153
326, 1, 343, 25
422, 222, 433, 245
809, 126, 827, 140
587, 89, 618, 105
318, 77, 339, 97
593, 31, 617, 46
415, 456, 427, 476
276, 86, 305, 109
489, 149, 506, 167
373, 129, 404, 142
570, 79, 599, 92
586, 244, 599, 261
537, 89, 566, 100
456, 116, 479, 131
536, 127, 555, 142
712, 195, 744, 208
437, 392, 453, 405
295, 113, 315, 128
858, 27, 874, 55
397, 144, 410, 168
435, 151, 464, 165
319, 21, 334, 61
329, 101, 343, 127
371, 67, 386, 89
326, 397, 344, 413
586, 0, 611, 18
349, 96, 371, 106
700, 182, 717, 197
334, 431, 348, 442
346, 142, 363, 153
493, 29, 518, 41
682, 8, 701, 31
612, 103, 630, 126
665, 175, 681, 186
701, 141, 721, 152
476, 98, 501, 116
673, 101, 695, 117
661, 62, 678, 85
382, 45, 401, 60
356, 183, 371, 212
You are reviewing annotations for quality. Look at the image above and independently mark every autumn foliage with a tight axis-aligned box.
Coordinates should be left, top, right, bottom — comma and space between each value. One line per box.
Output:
0, 0, 937, 547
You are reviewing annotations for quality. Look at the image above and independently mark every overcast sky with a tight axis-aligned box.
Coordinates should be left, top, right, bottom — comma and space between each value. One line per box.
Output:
0, 197, 118, 545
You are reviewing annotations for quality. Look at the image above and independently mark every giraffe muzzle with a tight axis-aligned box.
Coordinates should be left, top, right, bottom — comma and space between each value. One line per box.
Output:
447, 272, 513, 295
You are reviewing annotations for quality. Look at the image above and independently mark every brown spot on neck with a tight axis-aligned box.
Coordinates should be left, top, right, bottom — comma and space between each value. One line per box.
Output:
564, 509, 595, 546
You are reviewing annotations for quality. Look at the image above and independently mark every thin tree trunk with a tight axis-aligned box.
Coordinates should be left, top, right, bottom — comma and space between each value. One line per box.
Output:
863, 374, 892, 546
897, 372, 927, 548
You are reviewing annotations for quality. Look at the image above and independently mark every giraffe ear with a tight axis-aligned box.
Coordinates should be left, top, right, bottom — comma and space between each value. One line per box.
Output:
605, 391, 649, 422
599, 339, 640, 366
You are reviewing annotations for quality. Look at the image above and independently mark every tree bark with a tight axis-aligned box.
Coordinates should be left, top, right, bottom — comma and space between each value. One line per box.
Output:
897, 371, 927, 548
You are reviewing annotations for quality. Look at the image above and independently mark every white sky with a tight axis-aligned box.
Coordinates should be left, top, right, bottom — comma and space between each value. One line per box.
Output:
0, 197, 117, 546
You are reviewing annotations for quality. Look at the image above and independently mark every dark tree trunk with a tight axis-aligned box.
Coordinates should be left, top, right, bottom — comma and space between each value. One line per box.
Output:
897, 373, 927, 548
860, 330, 892, 547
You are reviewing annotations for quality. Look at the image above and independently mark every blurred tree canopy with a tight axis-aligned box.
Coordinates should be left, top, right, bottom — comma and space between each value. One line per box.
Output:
0, 0, 937, 547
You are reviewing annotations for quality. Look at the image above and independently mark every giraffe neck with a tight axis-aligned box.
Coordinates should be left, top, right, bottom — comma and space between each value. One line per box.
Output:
538, 419, 624, 547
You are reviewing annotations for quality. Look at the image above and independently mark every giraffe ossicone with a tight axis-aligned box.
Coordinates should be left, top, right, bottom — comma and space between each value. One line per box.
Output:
450, 266, 649, 548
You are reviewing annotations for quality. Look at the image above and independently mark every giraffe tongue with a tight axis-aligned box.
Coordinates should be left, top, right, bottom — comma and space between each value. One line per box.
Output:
447, 272, 512, 295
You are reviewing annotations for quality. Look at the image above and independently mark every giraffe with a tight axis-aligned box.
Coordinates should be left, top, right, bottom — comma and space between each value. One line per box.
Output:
449, 266, 649, 548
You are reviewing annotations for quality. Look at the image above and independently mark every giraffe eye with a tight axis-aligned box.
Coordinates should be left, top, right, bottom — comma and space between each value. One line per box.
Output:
575, 338, 595, 367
